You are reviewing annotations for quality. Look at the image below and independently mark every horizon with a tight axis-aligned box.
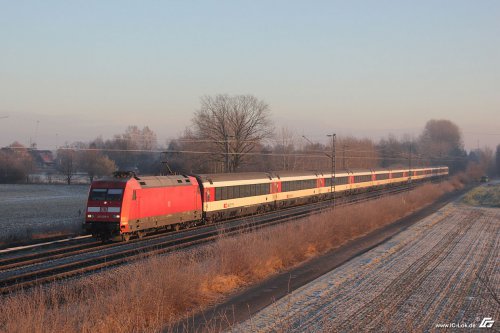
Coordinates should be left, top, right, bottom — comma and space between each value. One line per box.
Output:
1, 1, 499, 151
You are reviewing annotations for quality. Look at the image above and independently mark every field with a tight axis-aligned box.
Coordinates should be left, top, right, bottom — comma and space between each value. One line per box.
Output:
0, 184, 88, 244
234, 194, 500, 332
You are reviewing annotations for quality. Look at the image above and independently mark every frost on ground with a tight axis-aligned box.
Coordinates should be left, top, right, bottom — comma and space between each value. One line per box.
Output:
232, 202, 500, 332
0, 184, 88, 241
463, 183, 500, 208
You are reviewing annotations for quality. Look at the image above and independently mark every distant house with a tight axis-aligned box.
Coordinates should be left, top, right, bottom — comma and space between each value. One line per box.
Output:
29, 149, 55, 171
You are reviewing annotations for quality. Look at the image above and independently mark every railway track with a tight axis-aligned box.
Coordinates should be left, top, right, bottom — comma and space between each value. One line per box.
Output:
0, 182, 426, 294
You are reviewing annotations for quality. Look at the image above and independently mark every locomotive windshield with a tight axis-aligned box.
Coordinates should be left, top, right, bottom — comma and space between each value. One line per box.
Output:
89, 188, 123, 201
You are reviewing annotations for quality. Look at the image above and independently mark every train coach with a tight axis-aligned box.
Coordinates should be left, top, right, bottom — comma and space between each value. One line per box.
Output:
84, 166, 448, 241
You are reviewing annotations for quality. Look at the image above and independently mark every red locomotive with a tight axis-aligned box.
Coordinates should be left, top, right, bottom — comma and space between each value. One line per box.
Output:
85, 171, 201, 241
84, 167, 448, 241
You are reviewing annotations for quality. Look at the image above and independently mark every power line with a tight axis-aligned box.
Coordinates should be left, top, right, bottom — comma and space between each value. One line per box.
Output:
4, 145, 471, 161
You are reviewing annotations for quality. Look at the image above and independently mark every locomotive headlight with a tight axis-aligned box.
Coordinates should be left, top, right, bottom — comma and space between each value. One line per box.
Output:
87, 214, 94, 218
113, 214, 120, 219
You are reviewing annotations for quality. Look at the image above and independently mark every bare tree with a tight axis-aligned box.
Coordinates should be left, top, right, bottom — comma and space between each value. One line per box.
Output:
121, 125, 158, 151
418, 119, 466, 172
192, 94, 273, 172
378, 135, 408, 168
273, 126, 298, 170
0, 142, 33, 183
88, 126, 159, 173
78, 149, 116, 182
468, 147, 495, 178
56, 148, 77, 184
337, 136, 379, 169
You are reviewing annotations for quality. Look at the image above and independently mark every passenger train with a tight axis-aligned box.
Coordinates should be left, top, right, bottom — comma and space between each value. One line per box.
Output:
84, 166, 449, 241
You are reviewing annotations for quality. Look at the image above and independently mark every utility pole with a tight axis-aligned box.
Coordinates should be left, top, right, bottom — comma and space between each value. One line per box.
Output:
408, 141, 412, 192
409, 142, 412, 172
327, 134, 336, 208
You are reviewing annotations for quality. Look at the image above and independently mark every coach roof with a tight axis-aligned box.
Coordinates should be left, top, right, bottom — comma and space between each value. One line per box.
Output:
196, 172, 273, 183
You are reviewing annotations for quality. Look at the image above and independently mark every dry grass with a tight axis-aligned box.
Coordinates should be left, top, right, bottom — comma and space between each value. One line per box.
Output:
462, 184, 500, 207
0, 179, 464, 333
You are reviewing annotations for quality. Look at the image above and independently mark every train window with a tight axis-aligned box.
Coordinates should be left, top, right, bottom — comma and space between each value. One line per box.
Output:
227, 186, 234, 199
221, 187, 228, 200
284, 181, 290, 192
185, 179, 191, 182
281, 179, 316, 192
334, 177, 348, 185
244, 185, 251, 197
377, 173, 389, 180
132, 190, 136, 200
325, 178, 331, 187
215, 188, 221, 201
354, 175, 371, 183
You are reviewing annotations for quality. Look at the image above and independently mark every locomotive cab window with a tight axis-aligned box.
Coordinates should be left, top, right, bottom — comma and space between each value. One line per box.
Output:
106, 189, 124, 201
89, 188, 123, 201
89, 189, 107, 201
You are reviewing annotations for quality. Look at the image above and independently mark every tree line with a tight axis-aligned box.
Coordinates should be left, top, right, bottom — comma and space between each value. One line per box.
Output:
1, 94, 499, 183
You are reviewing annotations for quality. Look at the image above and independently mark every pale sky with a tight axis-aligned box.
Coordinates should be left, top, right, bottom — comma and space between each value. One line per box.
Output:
1, 0, 499, 150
